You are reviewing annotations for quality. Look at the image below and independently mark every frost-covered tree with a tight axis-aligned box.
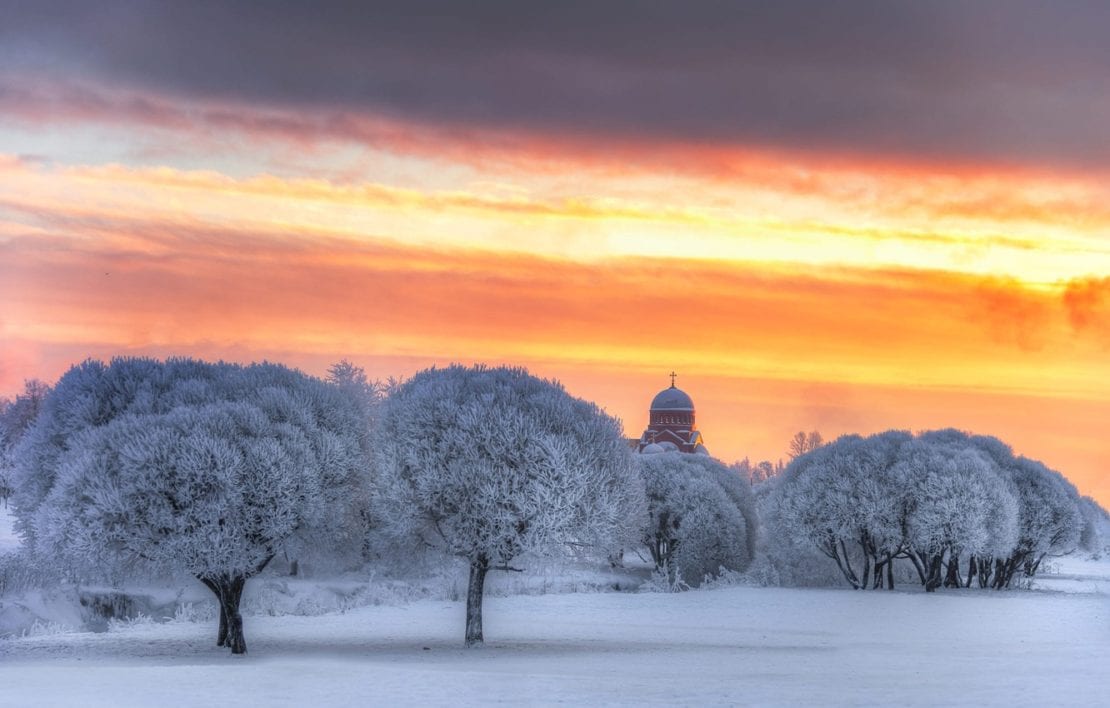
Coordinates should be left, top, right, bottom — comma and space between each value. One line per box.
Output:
0, 379, 50, 503
326, 359, 390, 426
771, 427, 1085, 592
12, 358, 174, 542
895, 436, 1018, 591
12, 358, 368, 654
754, 476, 851, 588
931, 431, 1082, 588
774, 431, 912, 590
990, 457, 1082, 586
1077, 496, 1110, 555
743, 459, 784, 486
788, 430, 824, 460
638, 452, 757, 587
371, 365, 645, 646
908, 430, 1023, 589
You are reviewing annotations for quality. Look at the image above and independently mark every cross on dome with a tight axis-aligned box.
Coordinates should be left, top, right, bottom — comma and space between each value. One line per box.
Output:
636, 373, 708, 456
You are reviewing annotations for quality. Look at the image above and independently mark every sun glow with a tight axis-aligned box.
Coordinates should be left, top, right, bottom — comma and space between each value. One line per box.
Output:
3, 84, 1110, 505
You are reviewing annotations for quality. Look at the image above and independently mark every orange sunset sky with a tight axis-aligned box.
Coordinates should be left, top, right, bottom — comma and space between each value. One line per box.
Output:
2, 2, 1109, 505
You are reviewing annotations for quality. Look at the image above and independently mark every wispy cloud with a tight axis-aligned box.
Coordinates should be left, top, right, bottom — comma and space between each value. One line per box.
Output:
3, 191, 1106, 396
4, 154, 1110, 288
5, 209, 1110, 501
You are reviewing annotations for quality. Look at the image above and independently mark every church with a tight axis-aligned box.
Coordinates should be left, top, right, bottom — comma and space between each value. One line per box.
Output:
635, 374, 709, 455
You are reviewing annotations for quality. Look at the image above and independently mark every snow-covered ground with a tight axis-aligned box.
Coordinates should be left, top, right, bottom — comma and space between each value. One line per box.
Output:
2, 571, 1108, 706
3, 504, 1109, 706
1031, 555, 1110, 595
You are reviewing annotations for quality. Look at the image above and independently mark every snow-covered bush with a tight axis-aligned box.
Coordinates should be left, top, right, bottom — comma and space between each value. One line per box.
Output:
637, 452, 757, 588
371, 364, 646, 646
11, 357, 369, 654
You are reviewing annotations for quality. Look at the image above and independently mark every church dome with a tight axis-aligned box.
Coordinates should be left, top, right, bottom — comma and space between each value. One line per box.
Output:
641, 442, 666, 455
650, 385, 694, 411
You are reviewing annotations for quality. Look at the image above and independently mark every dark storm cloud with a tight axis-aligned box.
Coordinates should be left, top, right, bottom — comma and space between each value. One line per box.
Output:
3, 0, 1110, 166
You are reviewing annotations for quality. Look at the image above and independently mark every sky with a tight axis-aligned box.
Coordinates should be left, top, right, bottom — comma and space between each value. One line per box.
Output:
2, 1, 1109, 504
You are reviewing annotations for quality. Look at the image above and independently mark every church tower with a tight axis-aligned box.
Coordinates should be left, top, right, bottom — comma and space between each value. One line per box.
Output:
638, 373, 708, 455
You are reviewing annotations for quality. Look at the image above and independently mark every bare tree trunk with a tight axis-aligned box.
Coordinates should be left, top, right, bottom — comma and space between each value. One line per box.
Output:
197, 576, 227, 647
993, 554, 1026, 589
224, 575, 247, 654
944, 553, 962, 588
992, 558, 1008, 589
925, 552, 945, 592
872, 554, 895, 590
465, 555, 489, 647
1025, 554, 1045, 577
977, 556, 992, 588
831, 540, 860, 589
904, 551, 927, 586
197, 556, 271, 655
199, 574, 247, 653
651, 535, 672, 569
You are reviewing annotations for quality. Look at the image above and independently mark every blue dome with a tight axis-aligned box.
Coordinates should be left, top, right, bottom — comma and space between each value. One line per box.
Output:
650, 386, 694, 411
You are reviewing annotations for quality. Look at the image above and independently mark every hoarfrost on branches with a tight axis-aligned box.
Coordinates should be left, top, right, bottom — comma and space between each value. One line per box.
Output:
1078, 496, 1110, 555
774, 431, 913, 590
897, 435, 1018, 590
637, 452, 757, 587
0, 379, 50, 504
771, 428, 1081, 591
996, 456, 1082, 583
11, 357, 369, 654
371, 364, 646, 646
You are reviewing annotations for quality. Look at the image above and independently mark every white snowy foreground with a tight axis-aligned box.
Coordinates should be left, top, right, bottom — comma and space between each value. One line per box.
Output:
2, 573, 1109, 707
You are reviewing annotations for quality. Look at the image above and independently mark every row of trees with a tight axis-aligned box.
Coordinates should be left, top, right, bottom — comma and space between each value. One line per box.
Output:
5, 359, 658, 652
729, 430, 823, 486
3, 357, 1104, 652
769, 430, 1085, 591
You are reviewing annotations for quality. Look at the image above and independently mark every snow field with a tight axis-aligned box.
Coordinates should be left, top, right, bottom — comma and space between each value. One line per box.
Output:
2, 576, 1108, 707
